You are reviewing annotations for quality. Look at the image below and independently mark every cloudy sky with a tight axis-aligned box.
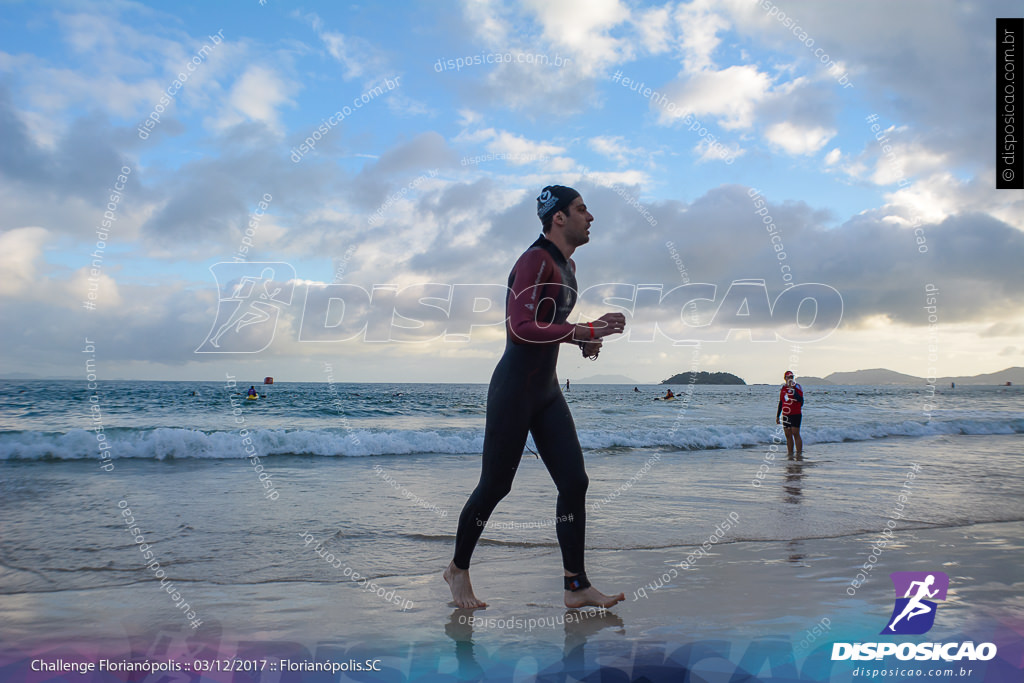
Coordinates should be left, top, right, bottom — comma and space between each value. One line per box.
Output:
1, 0, 1021, 384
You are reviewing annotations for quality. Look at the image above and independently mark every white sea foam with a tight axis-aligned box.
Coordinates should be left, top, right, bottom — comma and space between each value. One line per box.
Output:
2, 417, 1020, 461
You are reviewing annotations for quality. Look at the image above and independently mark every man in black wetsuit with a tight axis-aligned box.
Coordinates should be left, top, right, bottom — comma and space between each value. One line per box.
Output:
444, 185, 627, 609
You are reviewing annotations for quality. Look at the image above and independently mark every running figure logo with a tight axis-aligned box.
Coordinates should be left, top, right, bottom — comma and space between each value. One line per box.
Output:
881, 571, 949, 635
196, 262, 296, 353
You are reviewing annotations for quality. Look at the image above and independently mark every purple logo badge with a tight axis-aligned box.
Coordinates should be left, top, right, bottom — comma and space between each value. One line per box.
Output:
881, 571, 949, 635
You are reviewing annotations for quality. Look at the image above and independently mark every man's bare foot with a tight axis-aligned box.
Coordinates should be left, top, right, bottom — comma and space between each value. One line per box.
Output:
564, 585, 625, 609
444, 561, 487, 609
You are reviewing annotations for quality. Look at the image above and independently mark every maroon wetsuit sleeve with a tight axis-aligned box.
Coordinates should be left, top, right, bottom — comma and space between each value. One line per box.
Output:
506, 248, 577, 345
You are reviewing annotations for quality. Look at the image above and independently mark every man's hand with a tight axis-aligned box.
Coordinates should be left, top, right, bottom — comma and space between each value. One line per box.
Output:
580, 341, 602, 359
575, 313, 626, 342
593, 312, 626, 338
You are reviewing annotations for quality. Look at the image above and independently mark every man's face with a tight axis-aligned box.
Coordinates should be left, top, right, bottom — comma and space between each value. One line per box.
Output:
559, 196, 593, 247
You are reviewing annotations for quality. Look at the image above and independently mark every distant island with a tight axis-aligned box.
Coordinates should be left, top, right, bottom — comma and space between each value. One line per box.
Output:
652, 366, 1023, 386
662, 371, 745, 385
824, 368, 920, 385
794, 376, 833, 385
823, 367, 1023, 385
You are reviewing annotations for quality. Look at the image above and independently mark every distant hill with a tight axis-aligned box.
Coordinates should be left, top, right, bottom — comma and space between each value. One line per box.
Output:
938, 367, 1023, 385
825, 368, 921, 385
795, 376, 833, 385
824, 367, 1023, 385
574, 374, 639, 384
662, 371, 745, 385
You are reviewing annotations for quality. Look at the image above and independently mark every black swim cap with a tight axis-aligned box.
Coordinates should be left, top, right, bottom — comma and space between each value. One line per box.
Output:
537, 185, 580, 220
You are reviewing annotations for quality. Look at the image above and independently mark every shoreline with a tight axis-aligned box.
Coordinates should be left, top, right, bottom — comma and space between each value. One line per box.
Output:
1, 521, 1020, 681
2, 520, 1020, 645
1, 429, 1021, 681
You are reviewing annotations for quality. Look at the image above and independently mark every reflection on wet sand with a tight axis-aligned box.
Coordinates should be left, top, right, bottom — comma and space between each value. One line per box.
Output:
444, 606, 625, 675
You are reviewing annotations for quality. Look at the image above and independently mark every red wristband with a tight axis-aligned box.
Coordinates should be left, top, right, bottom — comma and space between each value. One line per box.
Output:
588, 322, 594, 339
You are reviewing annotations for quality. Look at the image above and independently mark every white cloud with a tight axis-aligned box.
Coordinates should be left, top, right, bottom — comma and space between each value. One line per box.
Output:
658, 65, 774, 130
765, 121, 836, 155
880, 170, 1024, 232
458, 128, 567, 163
631, 6, 673, 55
308, 11, 390, 83
694, 137, 743, 164
488, 131, 561, 154
476, 56, 591, 113
452, 0, 656, 114
457, 109, 483, 127
824, 147, 841, 165
0, 19, 185, 126
318, 30, 389, 82
576, 169, 650, 188
0, 227, 49, 296
319, 32, 363, 79
588, 135, 644, 165
868, 141, 948, 187
66, 267, 122, 310
880, 172, 966, 225
487, 131, 570, 167
211, 65, 296, 131
52, 10, 195, 115
981, 322, 1024, 338
673, 0, 730, 73
456, 127, 569, 166
455, 127, 498, 145
460, 0, 513, 48
521, 0, 633, 75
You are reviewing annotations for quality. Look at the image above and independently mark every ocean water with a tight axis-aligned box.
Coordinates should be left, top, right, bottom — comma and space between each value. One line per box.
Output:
2, 380, 1021, 459
1, 380, 1022, 648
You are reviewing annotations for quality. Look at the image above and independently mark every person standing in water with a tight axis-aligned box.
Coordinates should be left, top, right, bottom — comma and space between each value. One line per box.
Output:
444, 185, 627, 610
776, 370, 803, 455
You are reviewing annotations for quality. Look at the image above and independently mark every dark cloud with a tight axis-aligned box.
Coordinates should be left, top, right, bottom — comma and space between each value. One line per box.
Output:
0, 82, 52, 187
393, 181, 1024, 332
0, 84, 141, 228
140, 122, 348, 247
742, 0, 1022, 171
343, 131, 460, 211
633, 186, 1024, 328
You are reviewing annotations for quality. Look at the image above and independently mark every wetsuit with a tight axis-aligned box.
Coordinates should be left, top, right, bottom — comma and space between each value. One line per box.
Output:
453, 234, 588, 573
777, 383, 803, 429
